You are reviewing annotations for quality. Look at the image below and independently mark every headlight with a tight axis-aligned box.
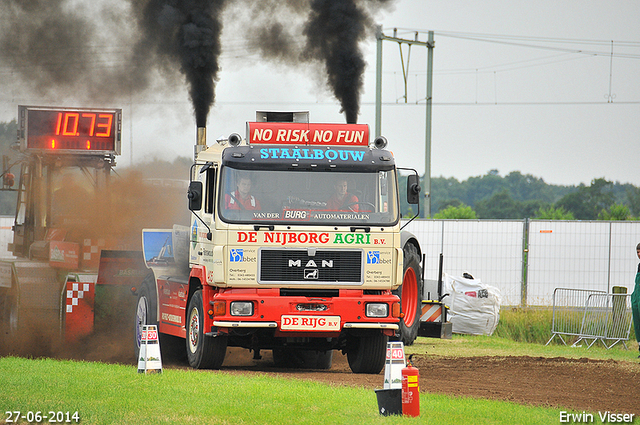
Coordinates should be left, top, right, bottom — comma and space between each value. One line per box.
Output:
230, 301, 254, 316
365, 303, 389, 318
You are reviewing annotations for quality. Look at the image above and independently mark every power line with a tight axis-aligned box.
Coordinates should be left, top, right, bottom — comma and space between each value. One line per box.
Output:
390, 28, 640, 47
1, 98, 639, 108
386, 28, 640, 59
401, 53, 593, 75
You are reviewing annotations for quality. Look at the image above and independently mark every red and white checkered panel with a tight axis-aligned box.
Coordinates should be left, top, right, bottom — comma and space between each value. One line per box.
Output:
64, 275, 97, 342
66, 282, 91, 313
81, 239, 106, 270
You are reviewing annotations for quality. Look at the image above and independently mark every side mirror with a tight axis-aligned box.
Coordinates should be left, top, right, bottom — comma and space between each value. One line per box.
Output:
407, 174, 421, 205
187, 181, 203, 211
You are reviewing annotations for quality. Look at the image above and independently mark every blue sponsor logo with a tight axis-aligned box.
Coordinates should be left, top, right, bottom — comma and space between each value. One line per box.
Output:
191, 220, 198, 249
367, 251, 380, 264
230, 249, 244, 262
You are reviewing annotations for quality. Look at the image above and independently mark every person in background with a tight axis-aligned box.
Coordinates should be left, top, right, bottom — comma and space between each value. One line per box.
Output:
326, 178, 358, 212
633, 243, 640, 358
225, 176, 261, 210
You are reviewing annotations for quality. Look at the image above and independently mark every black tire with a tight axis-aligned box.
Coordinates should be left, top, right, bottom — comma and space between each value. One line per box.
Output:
186, 290, 227, 369
347, 332, 388, 374
134, 276, 157, 361
272, 348, 333, 370
392, 242, 423, 346
0, 290, 18, 349
134, 275, 186, 364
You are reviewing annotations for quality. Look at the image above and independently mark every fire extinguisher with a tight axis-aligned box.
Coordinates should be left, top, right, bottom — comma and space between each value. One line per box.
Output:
401, 354, 420, 417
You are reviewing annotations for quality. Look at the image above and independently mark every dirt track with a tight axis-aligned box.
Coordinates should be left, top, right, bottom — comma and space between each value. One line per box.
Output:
214, 348, 640, 415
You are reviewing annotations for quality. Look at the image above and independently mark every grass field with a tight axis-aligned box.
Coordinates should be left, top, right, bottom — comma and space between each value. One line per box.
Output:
0, 354, 561, 425
1, 308, 637, 425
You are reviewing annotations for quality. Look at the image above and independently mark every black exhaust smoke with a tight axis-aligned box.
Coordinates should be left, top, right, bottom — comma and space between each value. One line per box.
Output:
244, 0, 395, 124
0, 1, 115, 100
1, 0, 394, 128
0, 0, 226, 128
136, 0, 226, 127
304, 0, 367, 124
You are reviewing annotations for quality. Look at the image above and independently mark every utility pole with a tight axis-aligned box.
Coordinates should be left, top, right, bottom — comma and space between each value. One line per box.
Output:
425, 30, 434, 217
375, 27, 435, 217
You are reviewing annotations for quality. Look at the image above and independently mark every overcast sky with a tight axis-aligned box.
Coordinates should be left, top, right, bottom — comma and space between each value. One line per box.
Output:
1, 0, 639, 187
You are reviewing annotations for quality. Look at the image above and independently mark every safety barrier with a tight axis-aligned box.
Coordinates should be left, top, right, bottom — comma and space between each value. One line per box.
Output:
546, 287, 633, 349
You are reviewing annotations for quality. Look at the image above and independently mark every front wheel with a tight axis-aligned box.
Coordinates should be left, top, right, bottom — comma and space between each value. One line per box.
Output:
393, 242, 423, 345
346, 332, 388, 374
186, 290, 227, 369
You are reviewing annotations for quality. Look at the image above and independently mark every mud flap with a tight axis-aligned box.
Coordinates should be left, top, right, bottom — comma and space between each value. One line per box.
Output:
93, 250, 146, 338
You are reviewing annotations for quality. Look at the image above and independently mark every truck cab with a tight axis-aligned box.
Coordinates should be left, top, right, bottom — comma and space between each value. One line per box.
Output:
137, 113, 423, 373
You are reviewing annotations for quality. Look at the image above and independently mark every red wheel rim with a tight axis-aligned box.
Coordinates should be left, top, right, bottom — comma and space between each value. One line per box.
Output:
401, 267, 418, 328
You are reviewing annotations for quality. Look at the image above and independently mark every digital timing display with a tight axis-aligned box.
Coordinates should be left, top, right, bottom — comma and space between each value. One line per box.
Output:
19, 106, 122, 154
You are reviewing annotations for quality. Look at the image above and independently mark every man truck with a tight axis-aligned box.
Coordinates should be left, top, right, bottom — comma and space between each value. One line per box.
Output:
135, 112, 428, 374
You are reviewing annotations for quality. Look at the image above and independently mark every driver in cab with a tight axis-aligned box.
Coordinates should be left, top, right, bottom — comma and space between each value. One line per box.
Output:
326, 178, 358, 212
225, 176, 261, 210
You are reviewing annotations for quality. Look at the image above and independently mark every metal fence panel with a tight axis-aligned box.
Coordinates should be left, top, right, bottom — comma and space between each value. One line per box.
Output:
404, 220, 524, 306
527, 221, 611, 305
547, 288, 632, 349
547, 288, 606, 344
407, 219, 640, 307
581, 293, 632, 346
609, 221, 640, 294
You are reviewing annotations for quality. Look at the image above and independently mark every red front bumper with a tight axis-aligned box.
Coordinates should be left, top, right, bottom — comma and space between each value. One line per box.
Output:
204, 287, 400, 336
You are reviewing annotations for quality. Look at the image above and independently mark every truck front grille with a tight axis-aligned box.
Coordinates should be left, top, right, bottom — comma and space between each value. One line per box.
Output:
259, 249, 362, 284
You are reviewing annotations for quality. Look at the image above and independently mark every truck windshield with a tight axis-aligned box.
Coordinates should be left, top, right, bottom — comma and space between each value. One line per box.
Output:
219, 167, 399, 226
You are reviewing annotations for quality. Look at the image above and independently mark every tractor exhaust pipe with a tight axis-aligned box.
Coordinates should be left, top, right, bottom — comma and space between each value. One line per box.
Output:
195, 127, 206, 160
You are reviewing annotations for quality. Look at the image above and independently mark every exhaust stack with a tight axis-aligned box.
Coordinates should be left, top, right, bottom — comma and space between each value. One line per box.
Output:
195, 127, 206, 160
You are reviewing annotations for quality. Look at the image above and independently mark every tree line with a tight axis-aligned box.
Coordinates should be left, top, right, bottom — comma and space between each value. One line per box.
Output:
400, 169, 640, 220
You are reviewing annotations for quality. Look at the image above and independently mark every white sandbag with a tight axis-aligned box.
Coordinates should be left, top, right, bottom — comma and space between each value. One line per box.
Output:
442, 273, 501, 336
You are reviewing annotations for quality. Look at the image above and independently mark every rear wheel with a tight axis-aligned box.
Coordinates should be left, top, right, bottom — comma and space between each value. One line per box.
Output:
347, 332, 388, 374
134, 276, 157, 360
186, 290, 227, 369
393, 243, 423, 345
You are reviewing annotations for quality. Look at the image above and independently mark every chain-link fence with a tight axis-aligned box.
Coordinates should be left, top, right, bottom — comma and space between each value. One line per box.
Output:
404, 219, 640, 306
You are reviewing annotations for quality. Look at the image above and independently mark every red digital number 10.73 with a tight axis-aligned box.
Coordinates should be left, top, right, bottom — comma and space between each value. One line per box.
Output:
55, 112, 113, 138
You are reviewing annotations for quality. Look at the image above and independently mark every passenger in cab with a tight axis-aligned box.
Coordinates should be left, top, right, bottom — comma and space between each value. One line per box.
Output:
326, 178, 358, 212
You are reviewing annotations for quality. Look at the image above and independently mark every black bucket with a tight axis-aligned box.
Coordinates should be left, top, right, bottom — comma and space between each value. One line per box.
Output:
375, 388, 402, 416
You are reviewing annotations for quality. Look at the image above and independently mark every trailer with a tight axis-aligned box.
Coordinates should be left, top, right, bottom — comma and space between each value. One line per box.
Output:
0, 106, 148, 350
